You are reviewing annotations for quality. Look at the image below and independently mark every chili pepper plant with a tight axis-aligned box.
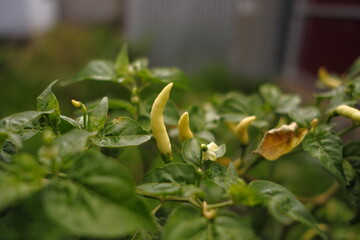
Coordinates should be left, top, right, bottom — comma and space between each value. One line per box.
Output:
1, 46, 360, 240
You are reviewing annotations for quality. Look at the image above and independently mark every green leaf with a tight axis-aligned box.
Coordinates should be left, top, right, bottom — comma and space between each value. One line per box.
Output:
259, 84, 300, 114
343, 141, 360, 170
289, 107, 320, 127
0, 154, 45, 211
59, 115, 81, 129
0, 111, 52, 140
109, 98, 137, 116
43, 150, 152, 238
115, 45, 129, 76
68, 60, 116, 83
188, 106, 206, 132
163, 205, 259, 240
259, 83, 281, 109
87, 97, 108, 132
140, 163, 203, 199
302, 126, 346, 186
0, 130, 22, 149
91, 117, 151, 147
142, 163, 201, 186
148, 68, 188, 89
36, 80, 61, 129
137, 182, 182, 196
342, 141, 360, 224
228, 181, 264, 206
204, 161, 238, 189
181, 138, 202, 166
52, 129, 95, 159
250, 180, 327, 239
347, 56, 360, 79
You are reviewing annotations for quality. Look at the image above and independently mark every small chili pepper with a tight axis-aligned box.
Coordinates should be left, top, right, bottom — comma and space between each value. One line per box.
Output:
150, 83, 173, 163
178, 111, 193, 142
318, 66, 342, 88
235, 116, 256, 145
335, 105, 360, 122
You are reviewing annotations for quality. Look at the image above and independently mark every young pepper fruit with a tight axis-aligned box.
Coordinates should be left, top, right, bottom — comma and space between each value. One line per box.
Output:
178, 111, 194, 142
335, 105, 360, 122
151, 83, 173, 163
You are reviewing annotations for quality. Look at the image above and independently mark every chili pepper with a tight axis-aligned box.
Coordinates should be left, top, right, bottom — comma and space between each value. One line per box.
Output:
235, 116, 256, 145
335, 105, 360, 122
178, 111, 193, 142
318, 67, 342, 88
150, 83, 173, 163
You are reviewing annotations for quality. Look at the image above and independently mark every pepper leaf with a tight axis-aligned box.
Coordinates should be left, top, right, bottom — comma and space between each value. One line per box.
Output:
302, 126, 346, 186
91, 117, 151, 147
163, 205, 259, 240
37, 80, 61, 129
67, 60, 116, 84
181, 138, 202, 166
250, 180, 327, 240
43, 150, 153, 238
87, 97, 108, 132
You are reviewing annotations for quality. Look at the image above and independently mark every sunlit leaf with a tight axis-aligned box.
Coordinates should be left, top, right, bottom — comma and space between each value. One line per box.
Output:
37, 80, 61, 129
87, 97, 108, 132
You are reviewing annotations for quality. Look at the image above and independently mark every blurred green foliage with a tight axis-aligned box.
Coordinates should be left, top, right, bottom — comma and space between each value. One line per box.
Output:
0, 24, 125, 116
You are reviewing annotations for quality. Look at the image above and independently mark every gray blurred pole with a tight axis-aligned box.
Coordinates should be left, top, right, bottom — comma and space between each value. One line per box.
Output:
125, 0, 288, 78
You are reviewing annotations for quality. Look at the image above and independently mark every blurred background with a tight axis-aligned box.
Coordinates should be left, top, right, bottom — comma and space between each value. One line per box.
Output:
0, 0, 360, 116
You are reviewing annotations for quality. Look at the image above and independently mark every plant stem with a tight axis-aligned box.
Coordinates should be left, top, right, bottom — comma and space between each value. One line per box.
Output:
297, 181, 339, 205
238, 157, 261, 176
151, 201, 164, 216
135, 188, 202, 208
206, 200, 233, 209
338, 123, 360, 136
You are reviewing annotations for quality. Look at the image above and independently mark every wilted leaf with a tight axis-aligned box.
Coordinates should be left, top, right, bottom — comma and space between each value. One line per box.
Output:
254, 122, 308, 160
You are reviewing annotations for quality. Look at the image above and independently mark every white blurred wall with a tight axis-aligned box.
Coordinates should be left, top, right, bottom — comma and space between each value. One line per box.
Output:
0, 0, 58, 37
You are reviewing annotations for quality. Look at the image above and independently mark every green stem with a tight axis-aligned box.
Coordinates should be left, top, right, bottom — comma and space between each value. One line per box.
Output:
151, 201, 164, 216
207, 221, 215, 240
338, 123, 360, 136
206, 200, 233, 209
135, 188, 202, 208
238, 157, 261, 176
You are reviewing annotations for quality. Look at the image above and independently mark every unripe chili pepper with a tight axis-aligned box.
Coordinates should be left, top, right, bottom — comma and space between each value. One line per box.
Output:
318, 66, 341, 88
178, 111, 193, 142
335, 105, 360, 122
151, 83, 173, 163
235, 116, 256, 145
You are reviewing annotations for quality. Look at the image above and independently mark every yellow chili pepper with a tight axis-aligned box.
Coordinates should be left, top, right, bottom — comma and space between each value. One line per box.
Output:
178, 111, 193, 142
335, 105, 360, 122
150, 83, 173, 162
318, 66, 342, 88
235, 116, 256, 145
